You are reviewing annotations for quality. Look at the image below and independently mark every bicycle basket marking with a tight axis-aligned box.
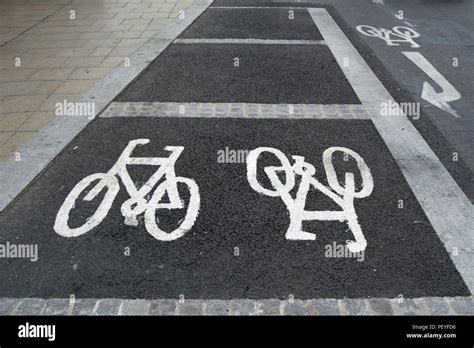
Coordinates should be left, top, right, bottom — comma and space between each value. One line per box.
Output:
246, 146, 374, 253
54, 138, 200, 241
356, 25, 420, 48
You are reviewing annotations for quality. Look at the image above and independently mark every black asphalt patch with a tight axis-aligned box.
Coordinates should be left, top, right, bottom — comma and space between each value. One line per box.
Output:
0, 117, 469, 299
116, 44, 360, 104
180, 8, 323, 40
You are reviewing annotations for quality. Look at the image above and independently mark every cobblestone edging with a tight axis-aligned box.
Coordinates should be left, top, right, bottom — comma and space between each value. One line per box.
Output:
100, 102, 370, 119
1, 296, 472, 315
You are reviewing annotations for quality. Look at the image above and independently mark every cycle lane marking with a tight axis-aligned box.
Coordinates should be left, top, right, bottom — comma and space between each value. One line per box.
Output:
1, 118, 468, 298
309, 8, 474, 292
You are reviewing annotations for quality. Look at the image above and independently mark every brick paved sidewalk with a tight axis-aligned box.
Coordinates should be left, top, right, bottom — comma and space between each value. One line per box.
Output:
0, 0, 193, 159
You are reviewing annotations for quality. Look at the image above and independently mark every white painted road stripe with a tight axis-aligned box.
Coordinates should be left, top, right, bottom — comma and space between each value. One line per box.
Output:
100, 102, 369, 119
174, 38, 327, 45
309, 8, 474, 293
211, 6, 305, 9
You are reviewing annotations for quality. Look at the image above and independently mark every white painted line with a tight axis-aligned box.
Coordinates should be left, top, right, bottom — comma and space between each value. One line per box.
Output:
174, 38, 326, 45
0, 0, 213, 212
403, 51, 461, 118
211, 6, 305, 9
309, 8, 474, 293
100, 102, 369, 119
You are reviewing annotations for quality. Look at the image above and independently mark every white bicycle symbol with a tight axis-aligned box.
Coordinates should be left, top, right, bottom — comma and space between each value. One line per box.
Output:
247, 147, 374, 253
356, 25, 420, 48
54, 139, 200, 241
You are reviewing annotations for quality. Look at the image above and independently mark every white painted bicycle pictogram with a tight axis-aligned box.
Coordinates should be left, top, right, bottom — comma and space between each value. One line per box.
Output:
247, 147, 374, 253
356, 25, 420, 48
54, 139, 200, 241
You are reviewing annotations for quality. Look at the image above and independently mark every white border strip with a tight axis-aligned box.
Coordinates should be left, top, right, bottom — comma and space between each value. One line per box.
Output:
308, 8, 474, 293
211, 6, 304, 9
174, 38, 326, 45
100, 102, 368, 119
1, 296, 472, 315
0, 0, 214, 212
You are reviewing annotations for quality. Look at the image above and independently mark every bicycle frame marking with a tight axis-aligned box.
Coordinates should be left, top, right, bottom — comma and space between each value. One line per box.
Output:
54, 139, 200, 241
356, 25, 420, 48
247, 147, 374, 253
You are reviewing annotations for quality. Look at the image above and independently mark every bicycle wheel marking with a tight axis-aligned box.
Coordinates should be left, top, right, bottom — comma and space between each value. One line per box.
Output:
355, 25, 420, 47
247, 146, 373, 253
54, 139, 201, 241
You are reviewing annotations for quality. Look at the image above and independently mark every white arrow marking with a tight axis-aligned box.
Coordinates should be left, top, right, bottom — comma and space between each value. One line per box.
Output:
403, 51, 461, 118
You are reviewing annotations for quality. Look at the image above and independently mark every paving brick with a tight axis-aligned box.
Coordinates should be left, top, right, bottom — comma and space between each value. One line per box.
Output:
69, 67, 111, 79
176, 300, 204, 315
0, 132, 13, 146
2, 95, 48, 112
18, 111, 55, 131
206, 300, 231, 315
91, 47, 114, 56
448, 297, 474, 315
72, 299, 99, 315
0, 81, 41, 96
391, 298, 430, 315
150, 299, 177, 315
28, 68, 74, 81
100, 56, 127, 67
368, 298, 394, 315
53, 79, 96, 94
43, 299, 71, 315
284, 300, 310, 315
308, 299, 340, 315
95, 299, 122, 315
258, 299, 281, 315
0, 112, 31, 131
0, 69, 37, 82
229, 299, 257, 315
62, 56, 106, 68
33, 80, 63, 94
0, 298, 22, 314
14, 298, 46, 315
120, 299, 151, 315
